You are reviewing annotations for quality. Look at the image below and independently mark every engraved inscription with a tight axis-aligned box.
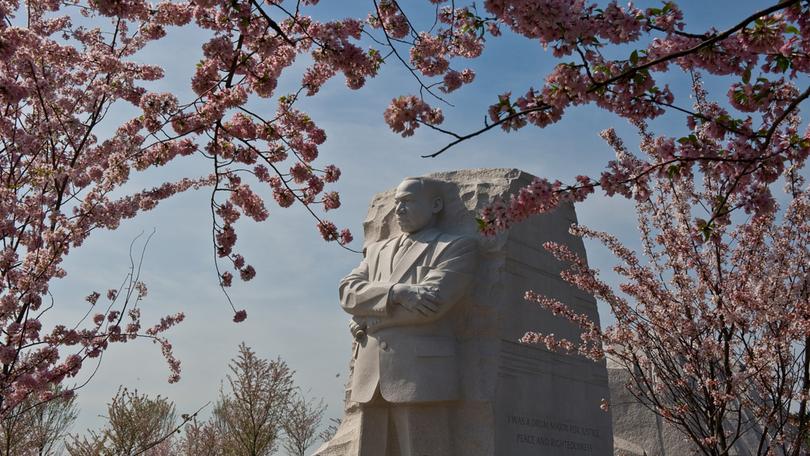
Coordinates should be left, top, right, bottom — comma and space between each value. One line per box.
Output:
515, 434, 593, 452
507, 415, 598, 453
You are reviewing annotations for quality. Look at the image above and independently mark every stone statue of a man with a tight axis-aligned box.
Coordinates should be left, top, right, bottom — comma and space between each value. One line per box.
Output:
339, 177, 478, 456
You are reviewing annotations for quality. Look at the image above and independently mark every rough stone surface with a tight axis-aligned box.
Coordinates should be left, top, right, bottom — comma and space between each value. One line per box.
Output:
609, 358, 697, 456
314, 168, 613, 456
608, 355, 764, 456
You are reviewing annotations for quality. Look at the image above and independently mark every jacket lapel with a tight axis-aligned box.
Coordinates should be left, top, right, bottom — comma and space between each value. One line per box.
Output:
375, 236, 399, 281
366, 241, 381, 281
389, 230, 441, 284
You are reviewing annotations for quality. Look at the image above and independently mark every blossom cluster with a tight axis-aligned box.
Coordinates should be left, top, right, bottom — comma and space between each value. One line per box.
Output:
0, 0, 371, 412
367, 2, 810, 452
371, 1, 810, 227
384, 95, 445, 137
519, 165, 810, 453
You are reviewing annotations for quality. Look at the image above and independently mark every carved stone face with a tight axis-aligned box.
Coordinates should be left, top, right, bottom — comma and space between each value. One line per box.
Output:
394, 179, 442, 234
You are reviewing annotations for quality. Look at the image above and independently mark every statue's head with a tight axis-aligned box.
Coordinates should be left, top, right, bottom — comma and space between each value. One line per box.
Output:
394, 177, 444, 234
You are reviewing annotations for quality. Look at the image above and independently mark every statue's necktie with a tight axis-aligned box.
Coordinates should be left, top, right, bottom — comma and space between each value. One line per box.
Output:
393, 236, 414, 265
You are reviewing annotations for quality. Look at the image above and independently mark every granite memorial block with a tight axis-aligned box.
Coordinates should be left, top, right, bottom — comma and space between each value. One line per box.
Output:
314, 168, 613, 456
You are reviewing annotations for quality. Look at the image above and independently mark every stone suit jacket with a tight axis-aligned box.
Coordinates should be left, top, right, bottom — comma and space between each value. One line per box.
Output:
339, 229, 478, 404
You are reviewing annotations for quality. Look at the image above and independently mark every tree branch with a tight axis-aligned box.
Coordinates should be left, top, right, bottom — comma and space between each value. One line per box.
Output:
425, 0, 801, 158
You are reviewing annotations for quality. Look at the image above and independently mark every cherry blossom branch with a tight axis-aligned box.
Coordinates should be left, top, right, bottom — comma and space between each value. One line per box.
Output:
424, 0, 801, 158
232, 137, 360, 254
249, 0, 294, 46
268, 0, 329, 49
372, 0, 451, 106
597, 0, 800, 88
761, 84, 810, 147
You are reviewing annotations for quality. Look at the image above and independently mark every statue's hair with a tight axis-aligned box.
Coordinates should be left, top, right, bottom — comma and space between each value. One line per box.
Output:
400, 176, 443, 201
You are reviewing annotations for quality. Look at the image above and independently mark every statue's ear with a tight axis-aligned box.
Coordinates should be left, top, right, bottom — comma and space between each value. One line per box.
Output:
432, 197, 443, 214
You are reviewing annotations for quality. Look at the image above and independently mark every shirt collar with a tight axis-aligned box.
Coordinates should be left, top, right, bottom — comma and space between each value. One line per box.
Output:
403, 227, 441, 244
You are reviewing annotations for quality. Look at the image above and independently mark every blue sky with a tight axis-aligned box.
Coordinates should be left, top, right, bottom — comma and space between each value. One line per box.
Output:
44, 0, 778, 441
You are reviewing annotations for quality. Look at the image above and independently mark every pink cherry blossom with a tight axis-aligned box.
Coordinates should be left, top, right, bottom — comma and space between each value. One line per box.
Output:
384, 96, 444, 137
2, 0, 808, 438
317, 220, 339, 242
519, 162, 810, 454
323, 165, 341, 183
233, 310, 247, 323
339, 229, 354, 245
323, 192, 341, 211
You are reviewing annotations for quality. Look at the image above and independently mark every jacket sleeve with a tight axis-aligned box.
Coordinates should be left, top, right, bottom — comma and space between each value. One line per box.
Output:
339, 250, 395, 318
371, 236, 478, 330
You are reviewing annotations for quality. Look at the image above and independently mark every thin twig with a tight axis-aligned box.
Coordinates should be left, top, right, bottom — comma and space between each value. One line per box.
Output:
249, 0, 295, 46
372, 0, 452, 106
131, 401, 212, 455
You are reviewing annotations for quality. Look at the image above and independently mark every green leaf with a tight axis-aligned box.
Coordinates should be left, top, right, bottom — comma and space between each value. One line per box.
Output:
786, 25, 799, 34
696, 219, 713, 241
667, 164, 680, 178
701, 229, 711, 242
630, 50, 639, 65
776, 55, 791, 73
476, 218, 488, 231
742, 67, 751, 84
714, 196, 727, 212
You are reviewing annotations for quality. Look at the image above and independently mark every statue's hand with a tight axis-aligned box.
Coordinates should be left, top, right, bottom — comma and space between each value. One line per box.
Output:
391, 284, 439, 316
349, 319, 367, 340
